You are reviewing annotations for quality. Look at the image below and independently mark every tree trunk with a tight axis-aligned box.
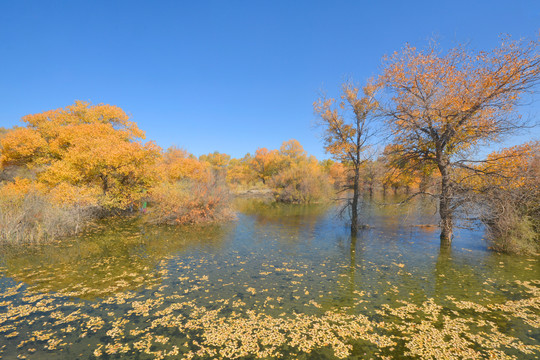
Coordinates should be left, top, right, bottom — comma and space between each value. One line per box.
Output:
351, 166, 360, 236
419, 176, 427, 192
439, 164, 453, 247
101, 174, 109, 194
348, 234, 357, 302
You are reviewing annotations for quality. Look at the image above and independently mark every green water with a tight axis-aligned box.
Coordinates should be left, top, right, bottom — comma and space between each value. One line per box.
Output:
0, 197, 538, 359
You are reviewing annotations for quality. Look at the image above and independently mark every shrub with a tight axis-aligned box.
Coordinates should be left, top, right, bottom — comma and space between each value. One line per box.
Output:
482, 188, 539, 255
145, 176, 234, 225
479, 144, 539, 255
0, 187, 96, 243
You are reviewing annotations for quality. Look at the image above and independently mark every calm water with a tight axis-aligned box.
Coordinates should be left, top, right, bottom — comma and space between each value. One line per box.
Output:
0, 197, 538, 359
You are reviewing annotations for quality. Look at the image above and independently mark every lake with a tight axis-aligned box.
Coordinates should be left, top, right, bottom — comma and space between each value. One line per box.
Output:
0, 197, 538, 359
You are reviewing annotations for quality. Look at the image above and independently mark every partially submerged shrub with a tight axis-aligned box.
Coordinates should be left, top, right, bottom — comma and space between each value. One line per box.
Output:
479, 145, 539, 254
481, 188, 539, 255
269, 164, 334, 204
0, 181, 96, 243
146, 176, 234, 225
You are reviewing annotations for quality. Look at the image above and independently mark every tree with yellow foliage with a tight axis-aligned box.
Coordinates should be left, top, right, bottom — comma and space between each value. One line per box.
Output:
314, 82, 379, 235
0, 126, 31, 182
269, 141, 332, 203
250, 147, 282, 184
0, 101, 161, 209
0, 127, 11, 141
279, 139, 307, 166
226, 154, 258, 187
269, 159, 333, 203
199, 151, 231, 178
379, 37, 540, 246
149, 147, 232, 226
320, 159, 347, 189
158, 146, 209, 183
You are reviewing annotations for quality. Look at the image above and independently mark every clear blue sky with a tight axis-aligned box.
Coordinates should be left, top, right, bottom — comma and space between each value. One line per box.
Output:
1, 0, 539, 159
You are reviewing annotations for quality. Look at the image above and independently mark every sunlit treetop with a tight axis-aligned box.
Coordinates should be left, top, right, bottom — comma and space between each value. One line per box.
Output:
379, 36, 540, 160
313, 83, 379, 165
279, 139, 307, 162
22, 100, 144, 140
1, 101, 147, 168
199, 151, 231, 169
158, 146, 209, 183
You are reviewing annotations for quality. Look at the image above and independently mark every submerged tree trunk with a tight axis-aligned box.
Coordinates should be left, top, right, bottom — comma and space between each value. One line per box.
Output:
348, 234, 357, 302
351, 165, 360, 236
438, 164, 453, 247
440, 200, 453, 247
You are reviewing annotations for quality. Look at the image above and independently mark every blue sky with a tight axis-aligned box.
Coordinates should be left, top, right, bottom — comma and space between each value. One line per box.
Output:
1, 0, 539, 159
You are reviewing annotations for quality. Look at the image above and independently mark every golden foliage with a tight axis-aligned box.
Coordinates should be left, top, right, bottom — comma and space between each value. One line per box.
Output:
314, 83, 378, 164
227, 154, 258, 186
279, 139, 307, 165
199, 151, 231, 171
270, 156, 333, 204
157, 146, 209, 183
250, 147, 282, 184
481, 141, 539, 189
0, 101, 161, 210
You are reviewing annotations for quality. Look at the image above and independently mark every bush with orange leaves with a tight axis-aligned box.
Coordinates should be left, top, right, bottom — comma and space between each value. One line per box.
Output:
145, 175, 234, 225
